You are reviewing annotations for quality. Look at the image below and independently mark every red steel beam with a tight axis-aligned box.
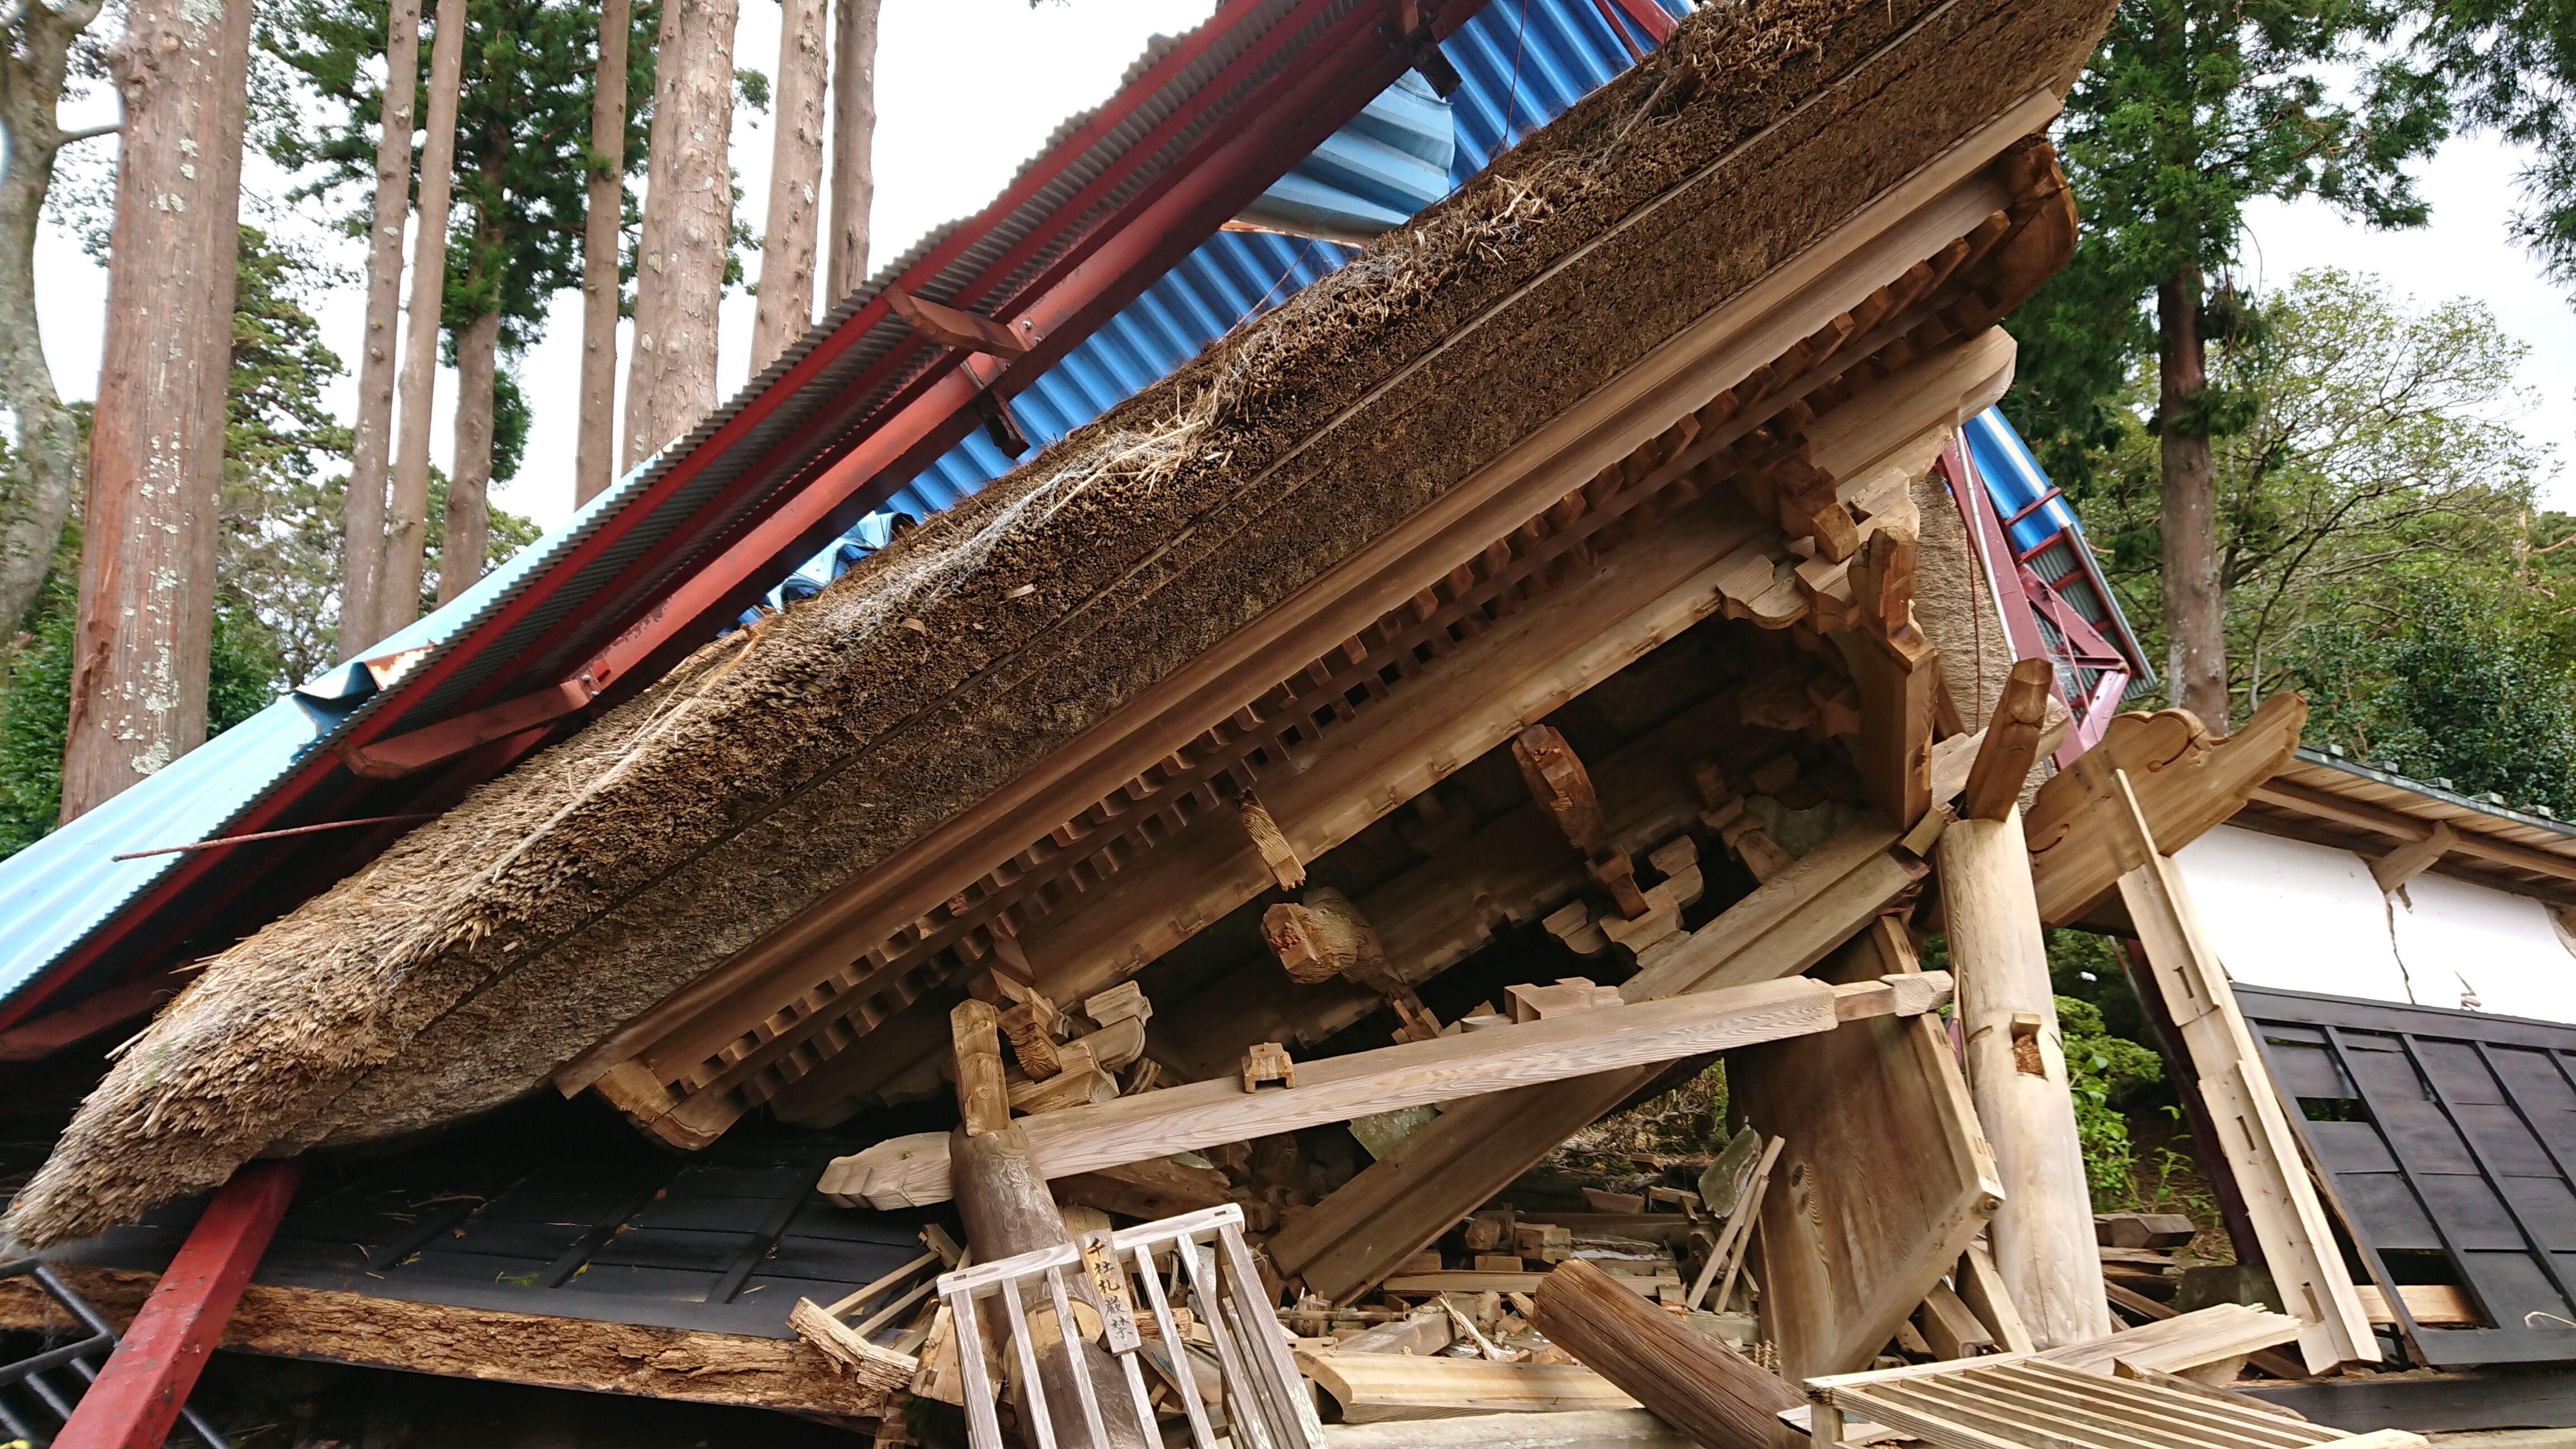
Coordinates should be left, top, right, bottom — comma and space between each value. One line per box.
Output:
54, 1160, 300, 1449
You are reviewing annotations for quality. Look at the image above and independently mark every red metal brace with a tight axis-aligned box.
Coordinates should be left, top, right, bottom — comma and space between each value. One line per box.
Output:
54, 1161, 301, 1449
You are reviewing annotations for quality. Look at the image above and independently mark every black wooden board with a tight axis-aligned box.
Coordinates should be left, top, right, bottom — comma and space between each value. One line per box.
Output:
2241, 985, 2576, 1368
44, 1091, 958, 1341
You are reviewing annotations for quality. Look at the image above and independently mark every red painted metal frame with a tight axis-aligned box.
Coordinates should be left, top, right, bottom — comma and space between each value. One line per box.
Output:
53, 1161, 301, 1449
1938, 439, 2132, 765
0, 0, 1488, 1035
1603, 0, 1674, 42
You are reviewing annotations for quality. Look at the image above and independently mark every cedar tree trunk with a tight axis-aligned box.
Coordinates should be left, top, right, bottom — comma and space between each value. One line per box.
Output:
382, 0, 468, 636
574, 0, 631, 507
439, 307, 500, 605
2157, 268, 2226, 724
825, 0, 877, 301
0, 0, 110, 633
622, 0, 736, 471
337, 0, 423, 657
750, 0, 827, 375
60, 0, 253, 819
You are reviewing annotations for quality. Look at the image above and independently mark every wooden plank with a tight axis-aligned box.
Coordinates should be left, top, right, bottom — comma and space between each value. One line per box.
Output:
1959, 1238, 2038, 1354
2352, 1284, 2478, 1328
2086, 761, 2376, 1373
55, 1162, 302, 1449
883, 283, 1030, 358
1736, 927, 2001, 1379
823, 973, 1946, 1207
1271, 827, 1925, 1301
1295, 1351, 1640, 1423
1, 1262, 896, 1419
2024, 695, 2307, 927
1383, 1271, 1673, 1297
2249, 776, 2576, 887
1531, 1257, 1799, 1449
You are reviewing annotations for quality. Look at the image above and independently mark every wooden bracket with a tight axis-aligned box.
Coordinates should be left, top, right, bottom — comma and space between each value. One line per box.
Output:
2370, 820, 2457, 895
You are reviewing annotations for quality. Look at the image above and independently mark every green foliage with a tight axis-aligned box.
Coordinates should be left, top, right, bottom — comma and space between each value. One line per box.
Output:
2288, 575, 2576, 817
0, 551, 278, 861
2065, 270, 2541, 714
2412, 3, 2576, 290
259, 0, 662, 362
2006, 0, 2444, 496
2059, 992, 2167, 1208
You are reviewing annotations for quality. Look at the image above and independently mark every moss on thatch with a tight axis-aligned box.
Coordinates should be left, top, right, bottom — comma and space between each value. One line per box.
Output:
9, 0, 2115, 1247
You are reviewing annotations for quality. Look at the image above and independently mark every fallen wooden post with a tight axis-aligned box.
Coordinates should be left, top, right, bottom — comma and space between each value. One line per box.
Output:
943, 1002, 1149, 1449
1298, 1351, 1640, 1423
2084, 759, 2376, 1374
1530, 1257, 1799, 1449
1939, 676, 2107, 1348
823, 971, 1949, 1209
54, 1160, 301, 1449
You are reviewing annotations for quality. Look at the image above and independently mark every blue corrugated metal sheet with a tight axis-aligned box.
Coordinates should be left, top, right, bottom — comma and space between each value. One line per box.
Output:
0, 470, 648, 995
1961, 407, 2152, 681
769, 0, 1683, 605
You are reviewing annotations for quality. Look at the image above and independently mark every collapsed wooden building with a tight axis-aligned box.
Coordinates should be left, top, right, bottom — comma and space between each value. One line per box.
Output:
2, 0, 2562, 1445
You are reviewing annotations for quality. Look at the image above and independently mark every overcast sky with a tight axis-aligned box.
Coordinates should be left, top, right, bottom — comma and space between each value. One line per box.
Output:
26, 0, 2576, 536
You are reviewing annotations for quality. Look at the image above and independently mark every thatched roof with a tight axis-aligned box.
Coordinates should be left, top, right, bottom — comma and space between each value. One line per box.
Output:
10, 0, 2115, 1247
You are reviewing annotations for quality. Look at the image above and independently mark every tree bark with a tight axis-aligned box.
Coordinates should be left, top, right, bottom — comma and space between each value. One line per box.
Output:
573, 0, 631, 508
438, 307, 500, 605
381, 0, 468, 637
824, 0, 877, 302
337, 0, 423, 658
2158, 267, 2225, 724
60, 0, 253, 820
621, 0, 736, 472
1936, 809, 2110, 1349
750, 0, 827, 375
0, 0, 111, 632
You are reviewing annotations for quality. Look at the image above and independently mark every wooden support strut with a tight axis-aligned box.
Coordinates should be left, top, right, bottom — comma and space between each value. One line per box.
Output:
1940, 666, 2107, 1349
2084, 759, 2376, 1374
55, 1161, 302, 1449
821, 970, 1951, 1210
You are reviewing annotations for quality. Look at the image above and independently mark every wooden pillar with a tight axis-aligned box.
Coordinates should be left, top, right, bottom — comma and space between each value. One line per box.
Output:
55, 1161, 300, 1449
945, 1003, 1148, 1449
1532, 1258, 1797, 1449
1936, 689, 2108, 1349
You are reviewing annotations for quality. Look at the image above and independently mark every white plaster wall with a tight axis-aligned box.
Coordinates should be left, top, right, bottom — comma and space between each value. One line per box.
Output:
2169, 822, 2576, 1026
2389, 871, 2576, 1022
2171, 825, 2415, 1003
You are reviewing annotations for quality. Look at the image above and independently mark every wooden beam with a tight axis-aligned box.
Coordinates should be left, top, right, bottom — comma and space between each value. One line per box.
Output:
2024, 694, 2307, 926
1960, 657, 2054, 822
2085, 759, 2376, 1373
1236, 794, 1306, 890
55, 1161, 301, 1449
883, 283, 1031, 358
1531, 1258, 1798, 1449
0, 1263, 898, 1420
821, 972, 1949, 1208
2359, 820, 2463, 887
1270, 823, 1925, 1302
1845, 523, 1939, 831
2253, 777, 2576, 888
